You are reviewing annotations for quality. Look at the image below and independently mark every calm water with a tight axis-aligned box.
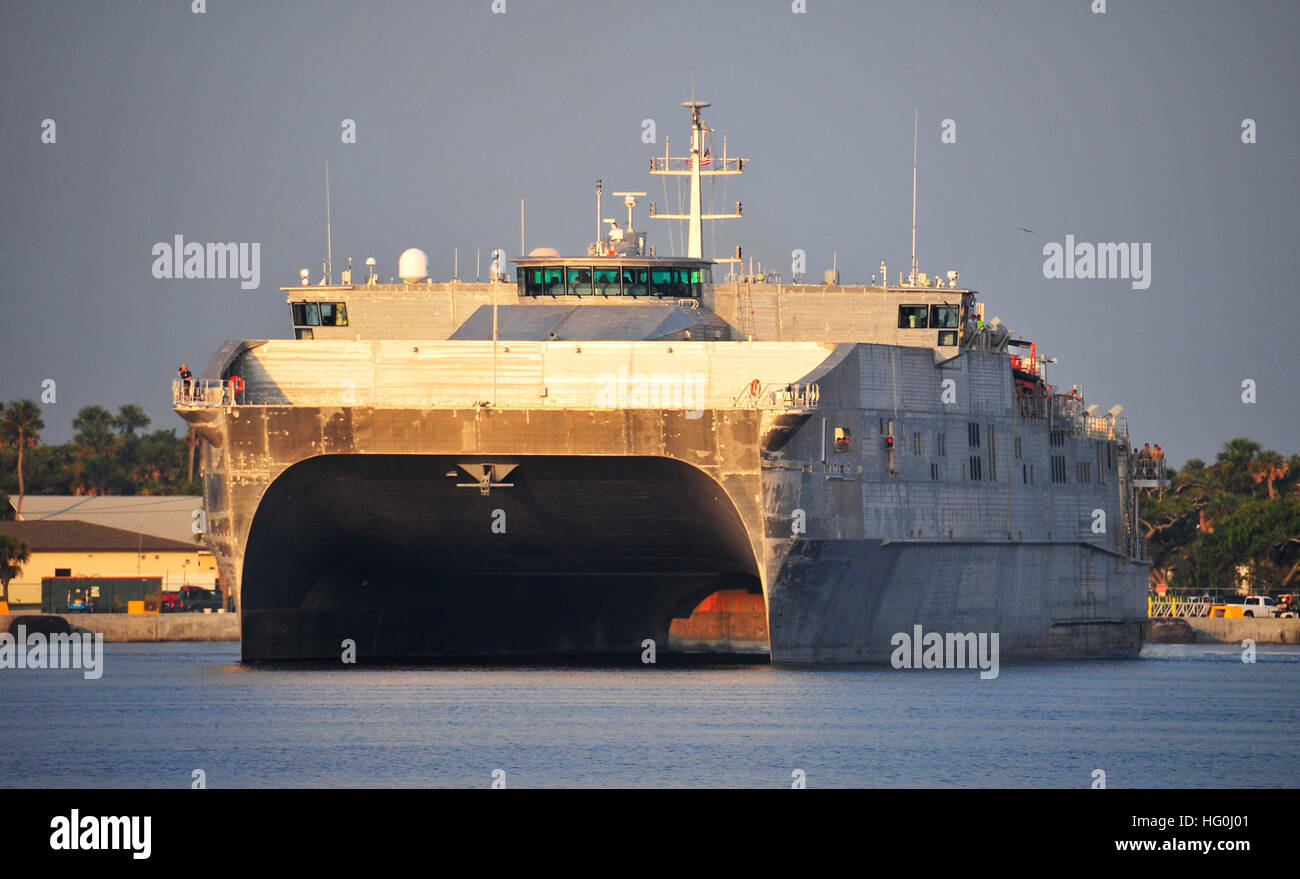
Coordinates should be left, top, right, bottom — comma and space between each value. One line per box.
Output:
2, 643, 1298, 788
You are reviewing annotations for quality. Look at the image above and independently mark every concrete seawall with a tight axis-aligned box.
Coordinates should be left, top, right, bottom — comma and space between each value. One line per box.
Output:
2, 613, 239, 642
1145, 618, 1300, 645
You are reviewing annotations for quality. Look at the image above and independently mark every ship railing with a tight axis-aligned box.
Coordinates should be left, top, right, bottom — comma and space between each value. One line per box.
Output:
733, 381, 820, 410
173, 379, 248, 407
1131, 457, 1168, 483
1079, 414, 1127, 443
1018, 395, 1128, 442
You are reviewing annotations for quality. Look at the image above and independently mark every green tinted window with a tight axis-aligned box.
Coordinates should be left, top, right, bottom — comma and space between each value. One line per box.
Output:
594, 267, 620, 296
542, 267, 564, 295
623, 268, 648, 296
566, 267, 593, 296
649, 269, 673, 296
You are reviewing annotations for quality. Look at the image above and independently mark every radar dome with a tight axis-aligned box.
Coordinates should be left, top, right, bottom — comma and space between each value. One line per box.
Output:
398, 248, 428, 283
528, 246, 561, 258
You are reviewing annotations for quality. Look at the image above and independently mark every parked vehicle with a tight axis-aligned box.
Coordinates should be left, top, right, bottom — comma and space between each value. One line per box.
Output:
1240, 595, 1278, 618
160, 586, 225, 612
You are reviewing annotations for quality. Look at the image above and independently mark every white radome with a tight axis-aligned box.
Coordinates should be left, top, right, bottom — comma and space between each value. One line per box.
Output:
398, 248, 428, 283
528, 246, 561, 258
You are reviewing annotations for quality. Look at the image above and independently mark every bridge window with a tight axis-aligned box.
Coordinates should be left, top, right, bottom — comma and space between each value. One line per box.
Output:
593, 267, 621, 296
533, 267, 563, 295
649, 268, 673, 296
319, 303, 348, 326
898, 305, 928, 328
930, 305, 960, 328
623, 267, 649, 296
937, 330, 957, 346
295, 328, 314, 340
522, 268, 545, 296
291, 302, 320, 326
669, 268, 694, 298
566, 267, 593, 296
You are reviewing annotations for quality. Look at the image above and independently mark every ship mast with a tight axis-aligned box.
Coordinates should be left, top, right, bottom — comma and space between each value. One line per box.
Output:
909, 108, 919, 286
649, 100, 746, 259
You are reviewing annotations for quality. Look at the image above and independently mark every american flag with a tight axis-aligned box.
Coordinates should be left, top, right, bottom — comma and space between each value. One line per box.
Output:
699, 148, 711, 167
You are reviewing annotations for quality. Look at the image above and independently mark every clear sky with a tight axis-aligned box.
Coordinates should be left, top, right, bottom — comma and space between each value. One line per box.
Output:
1, 0, 1296, 463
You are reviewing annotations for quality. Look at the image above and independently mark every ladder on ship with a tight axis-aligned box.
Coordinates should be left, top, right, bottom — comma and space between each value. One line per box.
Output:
1116, 443, 1141, 559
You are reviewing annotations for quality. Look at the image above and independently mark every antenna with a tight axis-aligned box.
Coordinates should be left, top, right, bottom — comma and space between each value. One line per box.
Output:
596, 179, 602, 249
325, 159, 333, 285
910, 109, 919, 285
612, 192, 647, 232
649, 98, 745, 260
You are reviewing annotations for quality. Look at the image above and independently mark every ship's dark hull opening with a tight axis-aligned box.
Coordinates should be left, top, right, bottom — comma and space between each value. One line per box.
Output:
240, 454, 767, 661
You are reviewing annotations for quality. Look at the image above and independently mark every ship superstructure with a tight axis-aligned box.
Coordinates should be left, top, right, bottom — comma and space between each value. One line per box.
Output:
176, 100, 1160, 662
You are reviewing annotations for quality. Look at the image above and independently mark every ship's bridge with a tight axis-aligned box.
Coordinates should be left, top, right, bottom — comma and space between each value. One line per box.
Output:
512, 256, 713, 299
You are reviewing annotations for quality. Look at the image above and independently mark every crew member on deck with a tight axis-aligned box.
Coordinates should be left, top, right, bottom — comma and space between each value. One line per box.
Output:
178, 364, 193, 400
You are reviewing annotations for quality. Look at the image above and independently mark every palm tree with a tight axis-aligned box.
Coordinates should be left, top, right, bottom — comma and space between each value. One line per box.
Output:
1216, 437, 1261, 470
1248, 451, 1289, 500
0, 400, 44, 515
113, 404, 152, 436
72, 405, 117, 458
0, 534, 30, 605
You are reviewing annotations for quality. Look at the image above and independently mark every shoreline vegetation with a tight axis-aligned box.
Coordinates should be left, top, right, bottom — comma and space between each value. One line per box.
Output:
1141, 438, 1299, 597
1, 400, 201, 512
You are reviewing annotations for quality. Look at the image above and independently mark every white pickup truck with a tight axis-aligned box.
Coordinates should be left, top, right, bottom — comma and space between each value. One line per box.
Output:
1240, 595, 1279, 618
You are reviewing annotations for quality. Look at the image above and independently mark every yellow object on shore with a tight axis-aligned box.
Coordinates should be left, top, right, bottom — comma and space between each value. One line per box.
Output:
0, 600, 8, 614
1209, 604, 1245, 619
127, 600, 159, 615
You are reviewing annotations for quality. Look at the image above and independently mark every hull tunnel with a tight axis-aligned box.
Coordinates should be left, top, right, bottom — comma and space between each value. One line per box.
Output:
240, 454, 766, 660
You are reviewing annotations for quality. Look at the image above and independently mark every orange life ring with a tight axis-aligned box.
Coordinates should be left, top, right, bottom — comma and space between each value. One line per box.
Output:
228, 375, 245, 395
749, 378, 761, 397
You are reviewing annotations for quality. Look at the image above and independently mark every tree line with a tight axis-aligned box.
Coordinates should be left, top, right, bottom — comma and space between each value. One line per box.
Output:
1142, 438, 1300, 595
0, 399, 201, 516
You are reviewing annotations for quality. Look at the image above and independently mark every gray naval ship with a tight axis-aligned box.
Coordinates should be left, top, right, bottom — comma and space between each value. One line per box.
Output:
176, 99, 1165, 663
